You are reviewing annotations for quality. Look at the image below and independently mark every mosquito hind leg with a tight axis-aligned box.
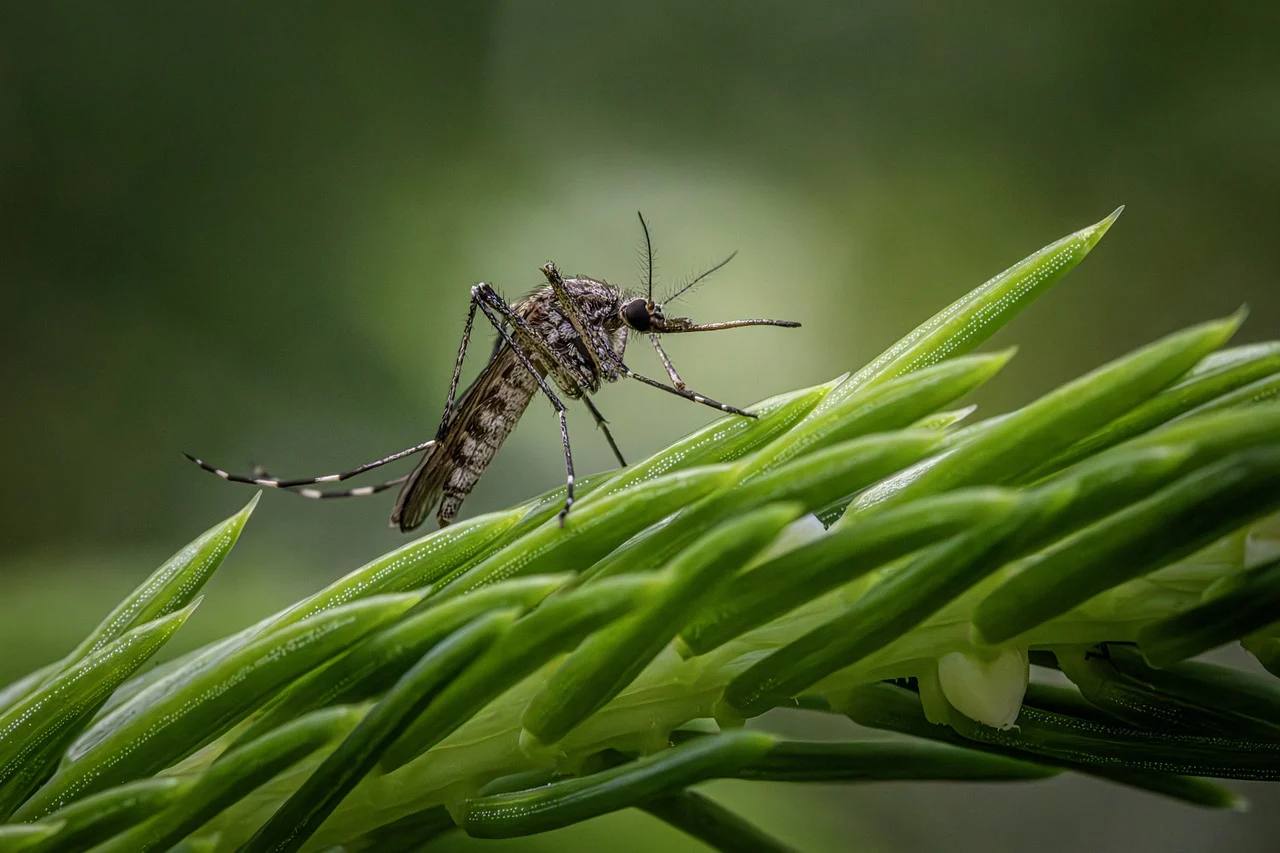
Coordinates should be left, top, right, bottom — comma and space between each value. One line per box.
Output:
471, 283, 578, 525
184, 439, 435, 490
581, 394, 627, 467
293, 473, 410, 499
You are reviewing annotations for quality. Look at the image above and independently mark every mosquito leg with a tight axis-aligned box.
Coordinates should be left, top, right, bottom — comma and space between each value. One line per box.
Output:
581, 394, 627, 467
648, 334, 686, 389
540, 261, 607, 376
471, 283, 578, 524
247, 467, 410, 500
435, 297, 479, 438
293, 473, 410, 499
622, 366, 757, 419
184, 439, 436, 489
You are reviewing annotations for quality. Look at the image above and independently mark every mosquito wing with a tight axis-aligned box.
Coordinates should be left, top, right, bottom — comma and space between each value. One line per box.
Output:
390, 343, 537, 531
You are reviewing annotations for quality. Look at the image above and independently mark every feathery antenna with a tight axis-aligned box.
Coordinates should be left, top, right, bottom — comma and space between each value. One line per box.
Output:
637, 211, 654, 303
666, 250, 739, 305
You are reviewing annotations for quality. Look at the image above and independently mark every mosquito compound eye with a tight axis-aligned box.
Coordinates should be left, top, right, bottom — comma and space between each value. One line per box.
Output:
622, 298, 652, 331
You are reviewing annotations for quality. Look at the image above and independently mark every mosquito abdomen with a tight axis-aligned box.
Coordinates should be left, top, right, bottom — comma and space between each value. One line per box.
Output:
436, 354, 540, 526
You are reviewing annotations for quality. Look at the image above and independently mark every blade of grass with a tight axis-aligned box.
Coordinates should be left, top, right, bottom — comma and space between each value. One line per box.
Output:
974, 447, 1280, 644
0, 603, 199, 818
64, 496, 257, 669
236, 575, 568, 745
508, 378, 840, 537
847, 311, 1245, 517
17, 594, 419, 819
242, 611, 517, 853
433, 466, 734, 596
383, 575, 666, 771
586, 430, 944, 585
460, 731, 777, 838
21, 777, 187, 853
811, 208, 1123, 417
1030, 342, 1280, 476
641, 791, 797, 853
1139, 554, 1280, 667
521, 504, 802, 748
680, 488, 1020, 656
835, 682, 1245, 808
92, 705, 364, 853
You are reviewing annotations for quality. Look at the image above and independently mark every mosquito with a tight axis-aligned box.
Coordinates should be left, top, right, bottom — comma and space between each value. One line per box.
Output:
187, 214, 800, 531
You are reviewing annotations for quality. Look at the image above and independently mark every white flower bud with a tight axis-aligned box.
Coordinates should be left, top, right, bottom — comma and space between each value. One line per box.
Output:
937, 646, 1028, 730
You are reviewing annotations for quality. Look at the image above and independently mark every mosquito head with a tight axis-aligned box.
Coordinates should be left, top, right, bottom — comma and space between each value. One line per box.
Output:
619, 297, 664, 333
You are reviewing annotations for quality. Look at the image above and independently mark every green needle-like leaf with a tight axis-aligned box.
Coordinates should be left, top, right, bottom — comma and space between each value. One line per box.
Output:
461, 730, 777, 838
93, 706, 363, 853
67, 497, 256, 670
733, 736, 1056, 783
0, 603, 198, 818
587, 430, 943, 584
434, 466, 733, 596
1033, 342, 1280, 476
383, 575, 665, 771
22, 777, 187, 853
1176, 371, 1280, 419
641, 791, 796, 853
811, 208, 1122, 417
0, 822, 63, 852
331, 806, 456, 853
1061, 646, 1280, 739
17, 594, 419, 819
0, 500, 254, 717
848, 311, 1244, 515
745, 350, 1013, 473
836, 682, 1246, 808
1139, 554, 1280, 667
681, 488, 1020, 656
974, 447, 1280, 644
238, 575, 567, 744
280, 508, 525, 621
244, 612, 516, 853
521, 504, 802, 747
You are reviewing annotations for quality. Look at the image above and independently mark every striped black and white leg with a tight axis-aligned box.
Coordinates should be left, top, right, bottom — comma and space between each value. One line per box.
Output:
620, 365, 757, 419
581, 394, 627, 468
184, 439, 436, 491
292, 474, 411, 500
435, 297, 479, 439
246, 466, 411, 500
648, 333, 687, 390
472, 283, 578, 525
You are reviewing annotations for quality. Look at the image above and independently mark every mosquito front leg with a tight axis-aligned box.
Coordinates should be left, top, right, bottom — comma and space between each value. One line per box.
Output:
472, 284, 579, 524
185, 439, 436, 490
622, 365, 757, 419
435, 296, 479, 439
648, 333, 686, 389
581, 394, 627, 467
540, 261, 606, 376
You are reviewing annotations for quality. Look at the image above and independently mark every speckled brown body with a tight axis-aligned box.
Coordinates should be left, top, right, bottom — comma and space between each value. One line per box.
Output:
391, 277, 629, 529
189, 232, 798, 532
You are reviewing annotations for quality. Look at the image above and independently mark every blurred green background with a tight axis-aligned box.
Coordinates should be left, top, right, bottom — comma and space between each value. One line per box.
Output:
3, 3, 1279, 850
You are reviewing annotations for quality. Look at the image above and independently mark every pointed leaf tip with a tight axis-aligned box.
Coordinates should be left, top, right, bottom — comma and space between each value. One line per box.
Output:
1076, 206, 1124, 253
